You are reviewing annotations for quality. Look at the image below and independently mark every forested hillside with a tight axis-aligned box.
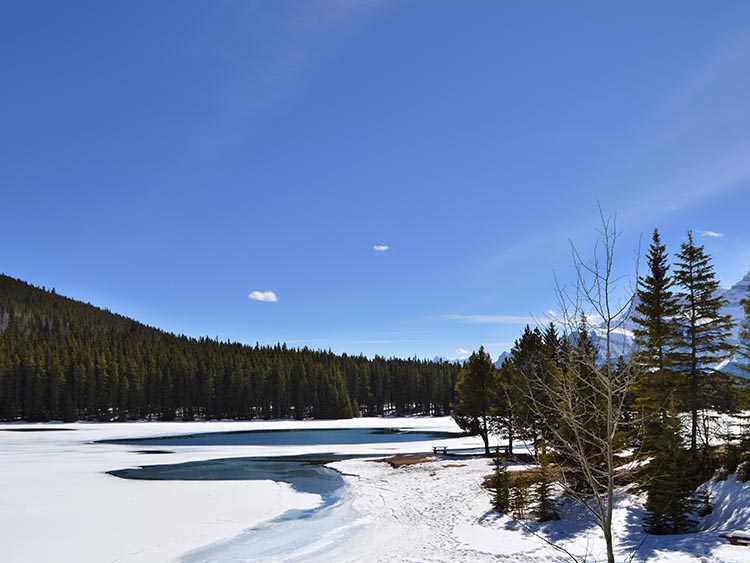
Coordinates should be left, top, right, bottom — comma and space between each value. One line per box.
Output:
0, 275, 459, 422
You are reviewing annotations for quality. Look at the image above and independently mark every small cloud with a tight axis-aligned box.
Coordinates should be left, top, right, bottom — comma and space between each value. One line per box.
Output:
248, 290, 278, 302
373, 244, 389, 252
457, 347, 470, 356
701, 231, 723, 238
443, 314, 536, 324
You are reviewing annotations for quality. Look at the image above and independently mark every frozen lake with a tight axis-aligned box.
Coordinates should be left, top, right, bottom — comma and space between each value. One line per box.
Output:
103, 425, 469, 561
0, 417, 482, 563
100, 425, 460, 447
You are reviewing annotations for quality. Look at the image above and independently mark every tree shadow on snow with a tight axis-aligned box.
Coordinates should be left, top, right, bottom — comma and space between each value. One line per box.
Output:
614, 496, 729, 562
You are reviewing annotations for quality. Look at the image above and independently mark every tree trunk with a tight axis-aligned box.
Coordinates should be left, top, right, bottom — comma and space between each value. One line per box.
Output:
690, 339, 698, 454
507, 413, 514, 453
482, 415, 490, 456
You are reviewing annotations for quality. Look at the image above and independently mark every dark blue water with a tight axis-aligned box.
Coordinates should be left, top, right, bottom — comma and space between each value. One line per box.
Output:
100, 426, 459, 447
105, 426, 466, 562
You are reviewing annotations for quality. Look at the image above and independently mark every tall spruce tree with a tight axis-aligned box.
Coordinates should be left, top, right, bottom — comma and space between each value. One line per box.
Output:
453, 346, 498, 455
506, 325, 548, 454
631, 228, 680, 452
673, 231, 736, 454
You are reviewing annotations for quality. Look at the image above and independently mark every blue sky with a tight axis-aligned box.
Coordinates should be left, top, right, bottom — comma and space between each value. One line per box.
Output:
2, 1, 750, 361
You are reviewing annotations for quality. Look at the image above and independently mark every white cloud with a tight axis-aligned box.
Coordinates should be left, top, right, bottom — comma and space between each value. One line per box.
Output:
248, 290, 278, 302
701, 231, 724, 238
457, 348, 470, 356
373, 244, 389, 252
443, 314, 537, 324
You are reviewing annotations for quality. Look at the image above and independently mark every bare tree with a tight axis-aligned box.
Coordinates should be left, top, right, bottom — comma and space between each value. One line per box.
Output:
522, 209, 640, 563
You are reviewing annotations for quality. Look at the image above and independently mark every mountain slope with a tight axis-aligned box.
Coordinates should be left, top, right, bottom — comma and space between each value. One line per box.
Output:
0, 274, 459, 422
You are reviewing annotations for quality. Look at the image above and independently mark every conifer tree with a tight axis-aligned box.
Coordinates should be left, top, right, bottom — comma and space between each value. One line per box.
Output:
491, 447, 511, 513
534, 441, 559, 521
739, 285, 750, 374
453, 346, 498, 455
510, 481, 528, 520
496, 358, 517, 452
503, 326, 542, 451
643, 401, 697, 535
631, 228, 680, 452
506, 324, 558, 455
673, 231, 736, 455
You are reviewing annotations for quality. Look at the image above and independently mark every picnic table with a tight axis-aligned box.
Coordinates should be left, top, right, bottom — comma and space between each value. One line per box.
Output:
719, 532, 750, 546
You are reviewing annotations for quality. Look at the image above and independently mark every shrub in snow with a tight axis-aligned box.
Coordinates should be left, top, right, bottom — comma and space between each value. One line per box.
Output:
693, 489, 713, 517
712, 468, 729, 482
490, 451, 511, 513
737, 460, 750, 483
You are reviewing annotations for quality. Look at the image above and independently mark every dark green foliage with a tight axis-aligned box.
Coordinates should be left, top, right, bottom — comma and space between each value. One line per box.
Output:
693, 488, 713, 517
505, 324, 560, 455
643, 407, 697, 535
631, 229, 680, 453
737, 460, 750, 483
739, 285, 750, 374
491, 447, 511, 513
673, 231, 736, 454
453, 346, 498, 455
557, 315, 606, 478
0, 275, 459, 421
534, 443, 559, 522
510, 481, 529, 520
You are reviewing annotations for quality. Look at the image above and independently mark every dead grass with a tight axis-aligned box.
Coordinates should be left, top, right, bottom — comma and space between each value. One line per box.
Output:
373, 454, 434, 468
482, 466, 545, 490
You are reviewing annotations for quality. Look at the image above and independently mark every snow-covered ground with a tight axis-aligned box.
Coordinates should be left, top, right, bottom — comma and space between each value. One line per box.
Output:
0, 418, 477, 563
1, 418, 749, 563
326, 457, 750, 563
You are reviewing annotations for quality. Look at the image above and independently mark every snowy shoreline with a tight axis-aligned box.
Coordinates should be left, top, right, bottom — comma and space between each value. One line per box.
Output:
2, 418, 749, 563
0, 417, 476, 563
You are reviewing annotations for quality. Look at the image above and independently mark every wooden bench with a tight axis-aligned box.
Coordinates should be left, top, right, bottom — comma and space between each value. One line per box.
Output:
720, 532, 750, 546
432, 446, 448, 455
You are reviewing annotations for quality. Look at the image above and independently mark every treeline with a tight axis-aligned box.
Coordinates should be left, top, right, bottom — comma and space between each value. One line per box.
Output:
0, 275, 459, 422
454, 228, 750, 538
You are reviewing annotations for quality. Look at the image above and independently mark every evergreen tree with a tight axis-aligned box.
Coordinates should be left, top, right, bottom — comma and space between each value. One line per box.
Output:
495, 359, 517, 452
0, 274, 460, 422
643, 402, 697, 535
491, 447, 511, 513
506, 324, 558, 455
534, 441, 559, 521
453, 346, 498, 455
739, 285, 750, 374
561, 315, 604, 472
673, 231, 736, 455
631, 228, 680, 452
510, 481, 529, 520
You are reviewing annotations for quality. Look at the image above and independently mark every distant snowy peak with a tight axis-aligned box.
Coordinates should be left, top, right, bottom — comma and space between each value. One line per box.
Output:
434, 272, 750, 372
431, 352, 509, 368
720, 270, 750, 344
618, 270, 749, 343
597, 270, 750, 375
432, 355, 467, 366
494, 351, 511, 369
